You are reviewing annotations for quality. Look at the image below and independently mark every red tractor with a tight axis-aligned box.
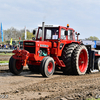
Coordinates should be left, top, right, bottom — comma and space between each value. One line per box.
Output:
9, 22, 100, 77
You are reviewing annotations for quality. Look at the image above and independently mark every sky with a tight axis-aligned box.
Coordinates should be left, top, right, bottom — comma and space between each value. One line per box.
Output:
0, 0, 100, 39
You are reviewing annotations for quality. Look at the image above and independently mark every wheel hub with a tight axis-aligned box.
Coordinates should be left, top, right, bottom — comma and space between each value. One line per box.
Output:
48, 62, 53, 73
16, 60, 22, 70
78, 49, 88, 73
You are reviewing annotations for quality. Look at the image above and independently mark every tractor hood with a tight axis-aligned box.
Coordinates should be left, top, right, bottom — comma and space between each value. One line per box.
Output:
23, 40, 52, 54
24, 40, 52, 48
23, 40, 52, 61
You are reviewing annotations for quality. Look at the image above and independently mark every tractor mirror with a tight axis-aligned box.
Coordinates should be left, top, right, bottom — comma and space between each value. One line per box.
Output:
78, 33, 80, 35
75, 32, 80, 35
33, 30, 36, 35
65, 31, 68, 35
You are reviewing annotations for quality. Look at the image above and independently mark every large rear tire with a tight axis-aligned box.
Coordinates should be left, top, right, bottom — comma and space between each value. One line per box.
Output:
40, 57, 55, 77
61, 43, 78, 74
72, 45, 88, 75
9, 56, 23, 75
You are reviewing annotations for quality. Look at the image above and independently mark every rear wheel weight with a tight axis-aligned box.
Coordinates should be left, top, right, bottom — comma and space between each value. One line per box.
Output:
72, 45, 88, 75
9, 56, 23, 75
40, 57, 55, 78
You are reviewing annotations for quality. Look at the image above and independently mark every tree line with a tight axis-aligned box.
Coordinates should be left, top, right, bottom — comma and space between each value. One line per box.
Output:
85, 36, 99, 40
0, 27, 34, 43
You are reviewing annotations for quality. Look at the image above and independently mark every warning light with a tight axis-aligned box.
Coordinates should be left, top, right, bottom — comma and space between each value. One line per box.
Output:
67, 24, 69, 28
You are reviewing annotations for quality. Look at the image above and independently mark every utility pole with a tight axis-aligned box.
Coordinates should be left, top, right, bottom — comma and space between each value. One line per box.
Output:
25, 26, 27, 40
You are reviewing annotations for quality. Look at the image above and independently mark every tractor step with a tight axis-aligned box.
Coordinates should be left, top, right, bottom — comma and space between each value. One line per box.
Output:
90, 69, 99, 73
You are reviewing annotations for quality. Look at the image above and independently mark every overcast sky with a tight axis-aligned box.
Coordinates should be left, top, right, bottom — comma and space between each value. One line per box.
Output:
0, 0, 100, 39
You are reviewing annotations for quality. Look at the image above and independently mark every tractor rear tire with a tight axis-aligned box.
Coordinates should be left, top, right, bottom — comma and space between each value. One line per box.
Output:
72, 45, 88, 75
28, 65, 40, 73
9, 56, 23, 75
40, 57, 55, 77
61, 43, 78, 74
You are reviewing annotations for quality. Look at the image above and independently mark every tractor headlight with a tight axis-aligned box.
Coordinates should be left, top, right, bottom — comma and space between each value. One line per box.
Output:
38, 50, 42, 54
38, 48, 47, 56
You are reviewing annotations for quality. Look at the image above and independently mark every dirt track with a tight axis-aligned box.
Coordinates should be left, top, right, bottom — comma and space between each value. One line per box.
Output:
0, 55, 11, 61
0, 55, 100, 100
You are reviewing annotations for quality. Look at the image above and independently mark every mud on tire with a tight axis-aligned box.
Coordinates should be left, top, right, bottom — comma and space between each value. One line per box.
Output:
61, 43, 78, 74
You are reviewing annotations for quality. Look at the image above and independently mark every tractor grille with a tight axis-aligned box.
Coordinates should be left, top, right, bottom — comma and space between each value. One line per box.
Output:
24, 47, 35, 53
24, 42, 35, 46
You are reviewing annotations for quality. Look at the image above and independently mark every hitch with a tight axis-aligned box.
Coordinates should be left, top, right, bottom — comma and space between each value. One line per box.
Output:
12, 49, 30, 66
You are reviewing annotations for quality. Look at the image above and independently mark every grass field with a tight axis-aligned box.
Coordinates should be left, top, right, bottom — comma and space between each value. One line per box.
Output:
0, 61, 9, 63
0, 53, 13, 56
0, 53, 12, 63
87, 98, 100, 100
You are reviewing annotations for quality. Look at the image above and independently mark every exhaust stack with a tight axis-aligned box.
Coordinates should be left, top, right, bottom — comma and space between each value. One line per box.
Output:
42, 22, 45, 41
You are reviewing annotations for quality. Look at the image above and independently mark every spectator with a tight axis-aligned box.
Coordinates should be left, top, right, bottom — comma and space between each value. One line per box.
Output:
2, 44, 4, 49
4, 44, 6, 49
6, 44, 8, 49
0, 44, 1, 49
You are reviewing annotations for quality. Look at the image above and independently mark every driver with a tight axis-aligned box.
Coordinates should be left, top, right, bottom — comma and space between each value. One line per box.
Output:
52, 30, 58, 39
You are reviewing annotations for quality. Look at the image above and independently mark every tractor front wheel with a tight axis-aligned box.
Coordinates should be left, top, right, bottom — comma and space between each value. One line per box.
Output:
40, 57, 55, 77
9, 56, 23, 75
